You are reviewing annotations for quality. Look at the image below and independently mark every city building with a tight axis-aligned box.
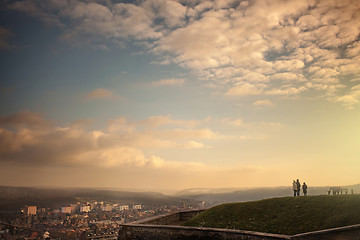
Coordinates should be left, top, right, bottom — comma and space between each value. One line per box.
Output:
25, 206, 37, 215
61, 206, 72, 214
101, 205, 113, 212
80, 206, 91, 213
119, 205, 129, 211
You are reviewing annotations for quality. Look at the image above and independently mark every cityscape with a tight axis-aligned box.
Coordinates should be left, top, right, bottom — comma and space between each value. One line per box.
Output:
1, 184, 359, 239
0, 189, 205, 240
1, 0, 360, 239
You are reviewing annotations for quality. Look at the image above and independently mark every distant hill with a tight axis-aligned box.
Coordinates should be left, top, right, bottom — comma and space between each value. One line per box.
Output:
0, 186, 179, 212
177, 184, 360, 205
0, 186, 77, 212
183, 194, 360, 235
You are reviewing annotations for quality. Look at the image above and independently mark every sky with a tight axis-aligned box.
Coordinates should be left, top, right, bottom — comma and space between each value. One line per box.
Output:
0, 0, 360, 192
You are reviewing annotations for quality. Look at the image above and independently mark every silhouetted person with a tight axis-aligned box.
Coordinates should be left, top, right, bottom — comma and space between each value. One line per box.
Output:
293, 180, 297, 196
302, 182, 308, 196
296, 179, 301, 196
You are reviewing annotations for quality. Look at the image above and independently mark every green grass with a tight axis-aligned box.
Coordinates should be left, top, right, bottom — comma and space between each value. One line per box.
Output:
183, 195, 360, 235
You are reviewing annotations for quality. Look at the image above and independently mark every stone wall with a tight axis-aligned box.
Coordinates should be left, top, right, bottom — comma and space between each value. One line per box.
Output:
133, 209, 205, 226
118, 224, 291, 240
119, 210, 291, 240
292, 224, 360, 240
118, 210, 360, 240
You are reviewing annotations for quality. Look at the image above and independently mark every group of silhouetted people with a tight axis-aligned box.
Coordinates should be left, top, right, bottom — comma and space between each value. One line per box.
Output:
292, 179, 307, 196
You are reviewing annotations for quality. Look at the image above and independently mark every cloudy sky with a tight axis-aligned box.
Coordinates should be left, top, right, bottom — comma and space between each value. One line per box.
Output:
1, 0, 360, 192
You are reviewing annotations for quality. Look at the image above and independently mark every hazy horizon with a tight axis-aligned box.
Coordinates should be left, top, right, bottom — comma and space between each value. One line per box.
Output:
2, 182, 359, 196
1, 0, 360, 191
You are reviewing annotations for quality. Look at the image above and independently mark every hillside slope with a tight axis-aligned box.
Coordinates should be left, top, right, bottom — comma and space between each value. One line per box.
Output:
183, 195, 360, 235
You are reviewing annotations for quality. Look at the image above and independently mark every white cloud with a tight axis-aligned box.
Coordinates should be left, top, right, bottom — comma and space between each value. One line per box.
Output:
107, 117, 134, 133
141, 0, 187, 28
226, 83, 265, 96
0, 111, 218, 167
10, 0, 163, 46
7, 0, 360, 108
336, 95, 358, 105
307, 67, 339, 79
346, 41, 360, 58
85, 88, 122, 100
182, 140, 205, 149
194, 1, 213, 13
86, 88, 112, 99
273, 59, 304, 73
296, 14, 321, 31
234, 72, 270, 83
350, 77, 360, 82
335, 85, 360, 108
151, 78, 185, 86
253, 99, 274, 107
266, 86, 307, 96
222, 118, 243, 127
270, 73, 303, 82
339, 63, 360, 75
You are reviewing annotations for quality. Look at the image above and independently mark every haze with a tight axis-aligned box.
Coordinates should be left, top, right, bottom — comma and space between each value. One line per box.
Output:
1, 0, 360, 191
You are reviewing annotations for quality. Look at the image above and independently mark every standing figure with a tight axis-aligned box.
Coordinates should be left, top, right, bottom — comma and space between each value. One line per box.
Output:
293, 180, 297, 196
302, 182, 308, 196
296, 179, 301, 196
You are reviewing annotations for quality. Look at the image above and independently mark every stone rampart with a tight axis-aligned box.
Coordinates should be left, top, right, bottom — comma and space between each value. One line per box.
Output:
292, 224, 360, 240
119, 210, 290, 240
119, 224, 291, 240
133, 209, 205, 226
119, 210, 360, 240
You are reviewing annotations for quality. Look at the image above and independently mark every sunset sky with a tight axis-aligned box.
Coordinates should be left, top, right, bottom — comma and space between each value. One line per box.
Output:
1, 0, 360, 192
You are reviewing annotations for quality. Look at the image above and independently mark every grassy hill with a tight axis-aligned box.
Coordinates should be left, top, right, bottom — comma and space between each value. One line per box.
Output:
183, 195, 360, 235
